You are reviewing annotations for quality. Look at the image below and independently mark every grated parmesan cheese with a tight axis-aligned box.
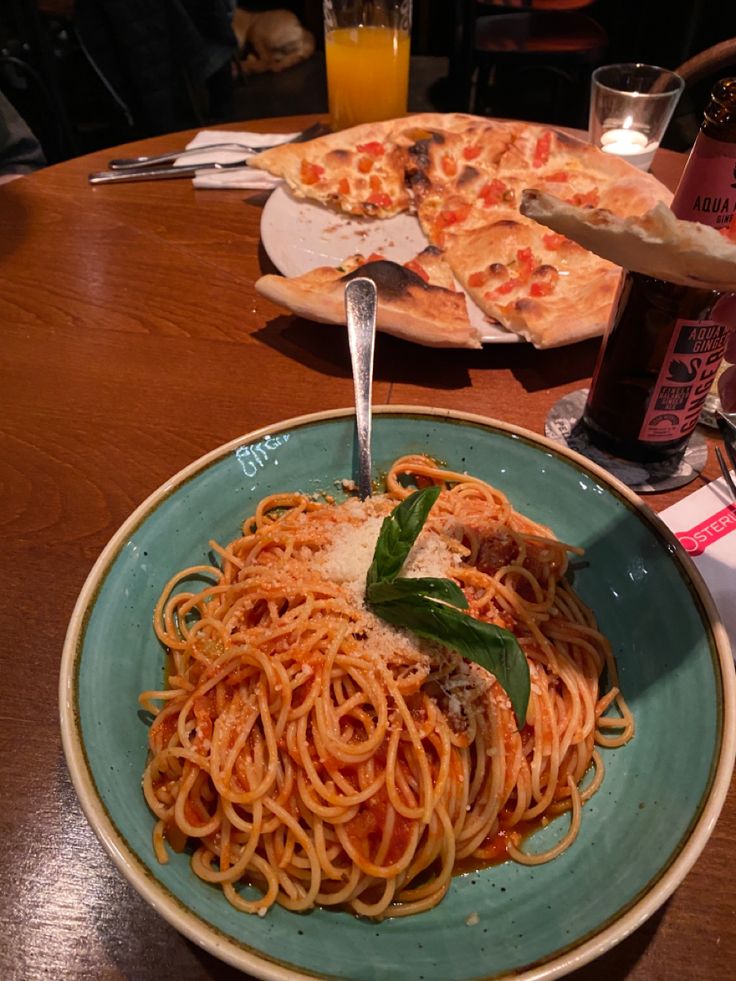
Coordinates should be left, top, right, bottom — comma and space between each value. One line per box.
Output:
313, 496, 461, 606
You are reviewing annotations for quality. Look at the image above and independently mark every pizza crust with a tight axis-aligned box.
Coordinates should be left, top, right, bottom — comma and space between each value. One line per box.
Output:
520, 189, 736, 291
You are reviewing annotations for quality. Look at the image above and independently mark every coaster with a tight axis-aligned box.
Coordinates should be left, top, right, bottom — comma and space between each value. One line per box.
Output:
545, 389, 708, 494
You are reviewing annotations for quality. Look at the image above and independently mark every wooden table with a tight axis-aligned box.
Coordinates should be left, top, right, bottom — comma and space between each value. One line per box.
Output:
1, 115, 733, 980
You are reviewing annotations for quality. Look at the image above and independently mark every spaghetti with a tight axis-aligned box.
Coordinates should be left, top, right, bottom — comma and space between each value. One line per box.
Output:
140, 455, 633, 917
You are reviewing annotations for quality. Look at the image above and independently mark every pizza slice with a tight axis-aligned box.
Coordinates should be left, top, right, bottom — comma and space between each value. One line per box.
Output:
444, 216, 621, 348
497, 126, 672, 213
247, 114, 519, 222
403, 122, 524, 245
248, 119, 412, 218
255, 247, 482, 348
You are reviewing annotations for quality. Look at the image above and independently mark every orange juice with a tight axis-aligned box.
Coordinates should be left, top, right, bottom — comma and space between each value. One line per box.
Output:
325, 26, 410, 130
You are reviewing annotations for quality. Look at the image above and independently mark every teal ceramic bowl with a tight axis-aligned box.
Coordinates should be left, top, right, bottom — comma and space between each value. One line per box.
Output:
60, 407, 735, 981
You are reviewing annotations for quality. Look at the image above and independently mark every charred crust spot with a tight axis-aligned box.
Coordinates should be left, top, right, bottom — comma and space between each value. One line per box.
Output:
406, 170, 430, 194
489, 262, 507, 274
515, 298, 535, 311
326, 148, 351, 163
533, 264, 557, 276
408, 140, 431, 169
492, 219, 520, 229
458, 165, 479, 186
421, 245, 443, 257
340, 260, 428, 297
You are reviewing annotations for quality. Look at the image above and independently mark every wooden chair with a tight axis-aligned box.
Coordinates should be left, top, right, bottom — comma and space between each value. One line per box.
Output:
663, 38, 736, 150
478, 0, 595, 10
674, 37, 736, 88
449, 0, 608, 124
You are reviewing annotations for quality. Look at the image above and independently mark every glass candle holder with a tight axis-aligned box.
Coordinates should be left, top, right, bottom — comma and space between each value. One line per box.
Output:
589, 64, 684, 171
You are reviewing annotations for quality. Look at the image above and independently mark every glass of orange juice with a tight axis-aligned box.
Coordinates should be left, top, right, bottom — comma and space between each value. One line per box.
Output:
323, 0, 411, 131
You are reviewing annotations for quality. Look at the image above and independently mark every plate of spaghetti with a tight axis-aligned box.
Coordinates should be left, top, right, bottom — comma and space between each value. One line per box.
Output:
60, 407, 735, 981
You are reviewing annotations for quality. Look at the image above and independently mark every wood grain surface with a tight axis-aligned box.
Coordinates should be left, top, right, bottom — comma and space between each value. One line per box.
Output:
0, 114, 733, 980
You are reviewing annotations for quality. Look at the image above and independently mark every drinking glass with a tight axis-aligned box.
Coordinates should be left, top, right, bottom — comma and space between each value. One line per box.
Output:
323, 0, 412, 131
589, 64, 684, 171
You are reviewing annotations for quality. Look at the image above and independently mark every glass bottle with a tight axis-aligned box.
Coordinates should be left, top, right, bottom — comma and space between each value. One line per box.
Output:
670, 77, 736, 230
582, 79, 736, 462
583, 274, 726, 461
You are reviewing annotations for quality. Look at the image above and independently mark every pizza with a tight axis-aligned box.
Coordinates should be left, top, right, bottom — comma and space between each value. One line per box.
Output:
255, 247, 482, 348
249, 113, 672, 348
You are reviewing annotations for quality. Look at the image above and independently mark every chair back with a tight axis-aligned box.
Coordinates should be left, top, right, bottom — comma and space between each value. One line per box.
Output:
674, 38, 736, 89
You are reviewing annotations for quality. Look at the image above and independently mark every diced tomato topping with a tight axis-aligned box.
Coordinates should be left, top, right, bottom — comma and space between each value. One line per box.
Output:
468, 270, 487, 288
441, 154, 458, 177
566, 189, 599, 207
404, 259, 429, 282
367, 251, 385, 262
529, 264, 559, 297
300, 160, 324, 184
338, 177, 350, 196
515, 247, 534, 280
480, 178, 507, 207
490, 279, 517, 296
719, 220, 736, 241
543, 232, 567, 250
533, 132, 551, 167
357, 156, 373, 173
545, 171, 568, 182
356, 141, 384, 156
369, 174, 383, 193
438, 202, 471, 227
463, 144, 482, 160
366, 192, 392, 209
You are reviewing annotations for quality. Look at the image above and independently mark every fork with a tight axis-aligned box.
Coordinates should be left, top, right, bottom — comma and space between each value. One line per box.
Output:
107, 122, 329, 170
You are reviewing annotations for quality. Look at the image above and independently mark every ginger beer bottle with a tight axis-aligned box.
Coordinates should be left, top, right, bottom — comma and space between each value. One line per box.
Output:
582, 79, 736, 462
670, 77, 736, 230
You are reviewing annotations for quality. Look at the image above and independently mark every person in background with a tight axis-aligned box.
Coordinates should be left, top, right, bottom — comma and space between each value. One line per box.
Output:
0, 87, 46, 183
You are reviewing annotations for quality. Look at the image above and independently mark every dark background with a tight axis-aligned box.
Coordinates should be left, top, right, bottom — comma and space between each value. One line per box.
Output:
1, 0, 735, 164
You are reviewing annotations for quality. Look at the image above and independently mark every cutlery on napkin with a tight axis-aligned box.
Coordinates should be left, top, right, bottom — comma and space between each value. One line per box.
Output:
182, 130, 297, 189
88, 130, 303, 187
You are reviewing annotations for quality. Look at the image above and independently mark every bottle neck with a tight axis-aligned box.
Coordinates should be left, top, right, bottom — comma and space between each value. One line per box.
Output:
702, 78, 736, 143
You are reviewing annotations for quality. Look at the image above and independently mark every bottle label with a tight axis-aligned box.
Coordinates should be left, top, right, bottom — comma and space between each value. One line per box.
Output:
638, 319, 731, 443
670, 132, 736, 228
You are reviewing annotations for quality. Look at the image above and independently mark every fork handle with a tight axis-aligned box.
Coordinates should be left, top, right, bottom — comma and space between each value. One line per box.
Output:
108, 144, 257, 169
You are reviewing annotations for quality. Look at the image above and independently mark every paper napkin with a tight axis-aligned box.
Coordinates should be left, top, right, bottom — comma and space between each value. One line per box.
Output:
178, 130, 297, 189
660, 473, 736, 660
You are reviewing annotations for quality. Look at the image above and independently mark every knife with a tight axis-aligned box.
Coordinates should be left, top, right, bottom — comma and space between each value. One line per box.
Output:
106, 122, 329, 170
88, 160, 254, 184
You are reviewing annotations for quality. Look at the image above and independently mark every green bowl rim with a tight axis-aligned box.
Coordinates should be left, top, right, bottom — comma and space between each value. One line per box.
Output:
59, 405, 736, 981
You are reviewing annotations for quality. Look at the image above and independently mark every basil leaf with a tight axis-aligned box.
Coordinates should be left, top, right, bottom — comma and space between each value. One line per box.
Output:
367, 576, 468, 609
370, 594, 530, 727
366, 486, 440, 586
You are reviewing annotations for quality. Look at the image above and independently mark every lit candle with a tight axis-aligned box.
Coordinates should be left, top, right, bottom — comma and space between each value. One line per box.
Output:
600, 128, 648, 148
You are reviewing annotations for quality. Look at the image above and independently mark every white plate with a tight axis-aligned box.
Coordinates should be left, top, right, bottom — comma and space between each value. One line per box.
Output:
260, 185, 522, 344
